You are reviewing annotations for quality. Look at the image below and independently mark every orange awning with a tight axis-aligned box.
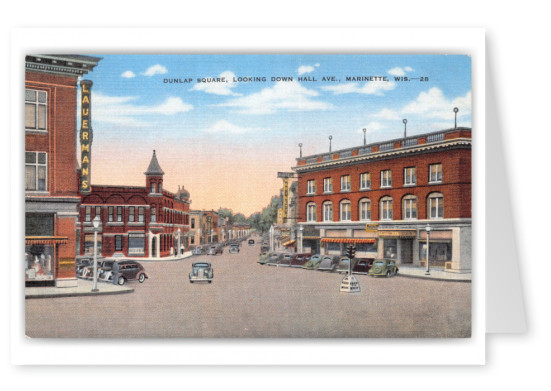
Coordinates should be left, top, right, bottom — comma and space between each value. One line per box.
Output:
25, 236, 68, 245
321, 238, 376, 244
282, 240, 296, 246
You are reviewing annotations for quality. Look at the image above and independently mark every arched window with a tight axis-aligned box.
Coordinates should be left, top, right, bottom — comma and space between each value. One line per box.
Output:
323, 201, 333, 222
380, 196, 393, 221
306, 202, 317, 222
340, 200, 351, 221
151, 183, 156, 194
359, 198, 371, 221
402, 195, 418, 220
428, 192, 444, 219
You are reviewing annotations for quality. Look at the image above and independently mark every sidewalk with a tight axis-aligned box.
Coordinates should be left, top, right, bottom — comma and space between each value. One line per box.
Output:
25, 279, 134, 299
398, 266, 471, 282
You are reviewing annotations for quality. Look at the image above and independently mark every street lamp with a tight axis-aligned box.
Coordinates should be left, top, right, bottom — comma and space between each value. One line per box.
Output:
403, 119, 407, 138
299, 143, 303, 158
363, 128, 367, 145
329, 135, 332, 152
453, 107, 459, 128
91, 215, 101, 292
425, 224, 431, 276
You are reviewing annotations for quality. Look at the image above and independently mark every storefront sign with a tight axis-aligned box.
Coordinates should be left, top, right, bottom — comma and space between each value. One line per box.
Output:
365, 223, 378, 232
378, 229, 416, 239
80, 80, 93, 193
282, 178, 289, 221
277, 208, 283, 225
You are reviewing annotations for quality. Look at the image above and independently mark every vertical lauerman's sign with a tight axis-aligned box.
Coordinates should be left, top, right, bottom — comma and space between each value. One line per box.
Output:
80, 80, 93, 193
282, 178, 289, 222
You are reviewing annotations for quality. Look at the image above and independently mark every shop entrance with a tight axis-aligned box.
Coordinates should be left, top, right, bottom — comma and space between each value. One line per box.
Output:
399, 239, 413, 264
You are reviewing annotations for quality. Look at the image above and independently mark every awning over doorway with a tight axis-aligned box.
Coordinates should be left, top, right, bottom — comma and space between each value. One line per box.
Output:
321, 238, 376, 244
25, 236, 68, 245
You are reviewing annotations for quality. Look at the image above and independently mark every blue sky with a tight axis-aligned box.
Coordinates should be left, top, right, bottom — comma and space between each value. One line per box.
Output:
82, 54, 471, 215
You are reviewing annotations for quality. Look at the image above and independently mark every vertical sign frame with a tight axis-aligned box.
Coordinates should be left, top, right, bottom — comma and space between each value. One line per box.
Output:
80, 80, 93, 193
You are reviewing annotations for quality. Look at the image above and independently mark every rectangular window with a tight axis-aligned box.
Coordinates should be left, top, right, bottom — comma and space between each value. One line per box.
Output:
381, 170, 392, 188
359, 200, 371, 221
151, 183, 156, 194
128, 207, 135, 222
128, 234, 145, 255
25, 151, 47, 191
381, 199, 393, 220
116, 206, 123, 222
429, 196, 444, 219
404, 167, 416, 186
360, 173, 371, 190
25, 89, 47, 131
340, 203, 351, 221
191, 218, 195, 229
323, 178, 333, 193
151, 207, 157, 223
429, 164, 443, 183
138, 207, 145, 222
85, 206, 91, 222
307, 204, 317, 222
340, 175, 351, 192
403, 198, 418, 219
306, 180, 316, 195
95, 206, 101, 221
323, 203, 333, 221
115, 235, 123, 251
84, 233, 102, 255
108, 206, 114, 222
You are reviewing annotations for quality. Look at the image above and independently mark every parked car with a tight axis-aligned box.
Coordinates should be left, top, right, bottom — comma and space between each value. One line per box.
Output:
207, 245, 223, 255
98, 260, 116, 281
112, 260, 149, 285
266, 252, 285, 266
189, 262, 213, 283
192, 247, 203, 255
368, 259, 399, 277
229, 244, 240, 253
258, 252, 271, 265
290, 253, 311, 268
260, 245, 270, 254
76, 258, 93, 276
248, 239, 255, 246
277, 253, 294, 267
336, 257, 356, 274
317, 255, 340, 272
352, 258, 374, 275
302, 254, 323, 270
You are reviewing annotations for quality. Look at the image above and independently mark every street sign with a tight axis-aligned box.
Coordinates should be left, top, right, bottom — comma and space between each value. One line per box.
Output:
277, 172, 295, 178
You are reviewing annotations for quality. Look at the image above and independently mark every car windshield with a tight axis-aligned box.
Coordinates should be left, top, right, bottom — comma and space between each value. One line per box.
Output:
374, 261, 385, 266
193, 263, 209, 268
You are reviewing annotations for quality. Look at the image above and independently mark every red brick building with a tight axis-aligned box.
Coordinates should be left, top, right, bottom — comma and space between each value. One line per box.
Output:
25, 55, 102, 287
293, 127, 472, 272
77, 150, 191, 258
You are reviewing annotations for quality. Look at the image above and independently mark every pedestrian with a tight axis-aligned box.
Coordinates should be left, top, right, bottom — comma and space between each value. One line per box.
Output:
112, 261, 120, 285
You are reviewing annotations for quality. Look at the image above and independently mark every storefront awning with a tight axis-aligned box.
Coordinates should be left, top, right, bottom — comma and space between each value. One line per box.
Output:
25, 236, 68, 245
321, 238, 376, 244
282, 240, 296, 246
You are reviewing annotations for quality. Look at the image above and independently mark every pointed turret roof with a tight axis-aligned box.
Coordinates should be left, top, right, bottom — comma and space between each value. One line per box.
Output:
144, 150, 165, 176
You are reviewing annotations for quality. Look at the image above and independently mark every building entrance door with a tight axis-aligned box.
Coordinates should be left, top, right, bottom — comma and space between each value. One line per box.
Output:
400, 239, 413, 264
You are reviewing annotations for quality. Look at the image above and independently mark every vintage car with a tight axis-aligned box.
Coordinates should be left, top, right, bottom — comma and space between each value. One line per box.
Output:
207, 245, 223, 255
111, 260, 149, 285
368, 259, 399, 277
302, 254, 323, 270
229, 243, 240, 253
277, 253, 294, 267
266, 252, 285, 266
189, 262, 213, 283
192, 247, 203, 255
75, 258, 93, 277
336, 257, 357, 274
98, 260, 116, 281
290, 253, 311, 268
317, 255, 340, 272
352, 258, 374, 275
260, 245, 270, 254
257, 251, 271, 265
248, 239, 255, 246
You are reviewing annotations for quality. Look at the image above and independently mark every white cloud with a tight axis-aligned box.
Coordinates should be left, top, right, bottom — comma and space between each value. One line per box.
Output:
298, 65, 315, 75
121, 70, 136, 79
190, 71, 241, 96
387, 66, 414, 76
142, 64, 168, 77
402, 87, 471, 120
203, 120, 262, 134
360, 121, 385, 133
218, 81, 334, 114
91, 92, 193, 126
322, 80, 396, 95
374, 108, 402, 120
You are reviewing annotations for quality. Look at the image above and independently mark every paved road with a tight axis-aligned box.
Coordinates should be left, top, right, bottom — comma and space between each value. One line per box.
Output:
25, 235, 471, 338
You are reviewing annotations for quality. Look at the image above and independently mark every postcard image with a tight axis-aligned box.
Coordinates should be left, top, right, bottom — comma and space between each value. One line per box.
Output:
24, 53, 472, 338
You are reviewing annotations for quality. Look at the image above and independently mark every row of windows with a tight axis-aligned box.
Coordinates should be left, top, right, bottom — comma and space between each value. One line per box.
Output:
305, 164, 443, 195
305, 193, 444, 222
84, 205, 188, 225
150, 182, 162, 194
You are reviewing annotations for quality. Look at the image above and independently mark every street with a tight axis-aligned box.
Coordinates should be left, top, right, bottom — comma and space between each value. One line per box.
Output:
25, 236, 471, 338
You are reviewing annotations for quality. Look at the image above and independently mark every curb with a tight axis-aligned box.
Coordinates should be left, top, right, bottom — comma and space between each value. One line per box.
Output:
25, 287, 134, 299
397, 274, 471, 283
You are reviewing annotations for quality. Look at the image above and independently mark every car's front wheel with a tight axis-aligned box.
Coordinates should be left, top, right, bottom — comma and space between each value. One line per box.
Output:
117, 276, 125, 285
138, 274, 146, 283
